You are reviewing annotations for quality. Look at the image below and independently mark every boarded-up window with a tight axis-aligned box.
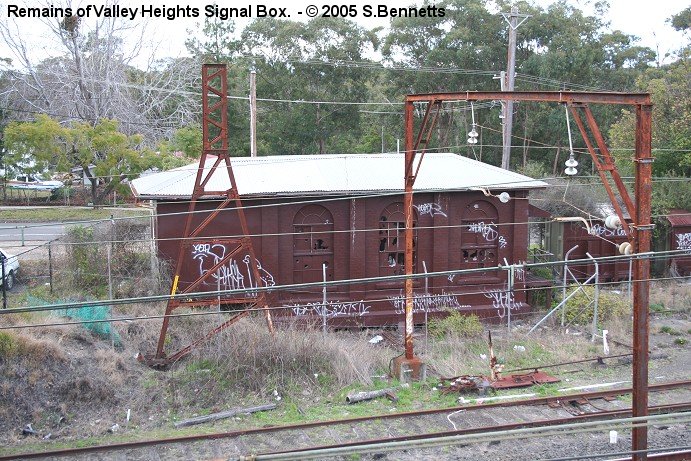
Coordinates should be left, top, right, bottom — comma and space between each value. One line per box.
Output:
461, 200, 500, 276
293, 205, 334, 284
379, 202, 416, 276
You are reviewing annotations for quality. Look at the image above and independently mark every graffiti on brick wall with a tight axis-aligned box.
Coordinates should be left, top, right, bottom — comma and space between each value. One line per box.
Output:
414, 202, 447, 218
484, 288, 521, 320
191, 243, 275, 296
288, 300, 370, 318
467, 222, 507, 249
676, 232, 691, 254
388, 290, 470, 315
590, 224, 626, 237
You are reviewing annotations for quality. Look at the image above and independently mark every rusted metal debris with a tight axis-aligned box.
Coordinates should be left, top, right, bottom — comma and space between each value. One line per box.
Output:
439, 369, 560, 395
491, 370, 561, 389
439, 375, 493, 395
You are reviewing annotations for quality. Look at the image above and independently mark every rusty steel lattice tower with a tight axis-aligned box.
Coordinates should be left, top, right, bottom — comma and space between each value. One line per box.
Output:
141, 64, 272, 367
401, 91, 652, 460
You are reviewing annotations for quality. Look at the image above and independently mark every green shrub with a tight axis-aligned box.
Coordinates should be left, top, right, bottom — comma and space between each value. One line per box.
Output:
659, 325, 681, 335
428, 310, 484, 339
0, 331, 17, 357
65, 225, 105, 293
561, 286, 630, 326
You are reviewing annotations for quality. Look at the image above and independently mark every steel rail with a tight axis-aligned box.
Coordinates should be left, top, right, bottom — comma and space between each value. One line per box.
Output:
2, 380, 689, 460
251, 402, 691, 460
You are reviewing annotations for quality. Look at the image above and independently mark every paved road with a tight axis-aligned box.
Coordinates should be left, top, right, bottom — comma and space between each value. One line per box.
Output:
0, 222, 66, 242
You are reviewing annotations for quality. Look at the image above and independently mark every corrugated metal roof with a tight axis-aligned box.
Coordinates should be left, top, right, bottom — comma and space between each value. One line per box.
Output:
130, 153, 547, 199
667, 209, 691, 227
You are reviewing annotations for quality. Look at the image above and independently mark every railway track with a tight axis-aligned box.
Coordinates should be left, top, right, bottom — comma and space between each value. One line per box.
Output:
2, 379, 690, 461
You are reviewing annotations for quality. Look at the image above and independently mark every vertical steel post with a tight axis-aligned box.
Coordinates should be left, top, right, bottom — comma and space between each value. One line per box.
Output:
48, 242, 53, 294
322, 262, 327, 336
250, 69, 257, 157
632, 103, 653, 461
403, 100, 415, 360
586, 252, 599, 341
562, 245, 579, 326
422, 261, 429, 354
1, 255, 6, 309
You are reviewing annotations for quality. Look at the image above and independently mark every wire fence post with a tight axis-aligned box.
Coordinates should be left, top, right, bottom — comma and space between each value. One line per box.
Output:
562, 245, 579, 326
1, 255, 6, 310
322, 262, 327, 336
48, 242, 53, 294
422, 261, 429, 354
108, 217, 115, 349
508, 264, 515, 332
628, 256, 633, 301
586, 252, 599, 341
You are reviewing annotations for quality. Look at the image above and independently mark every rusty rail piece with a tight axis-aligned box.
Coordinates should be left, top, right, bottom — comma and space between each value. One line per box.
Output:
502, 352, 634, 374
403, 90, 652, 458
141, 64, 272, 367
5, 380, 688, 461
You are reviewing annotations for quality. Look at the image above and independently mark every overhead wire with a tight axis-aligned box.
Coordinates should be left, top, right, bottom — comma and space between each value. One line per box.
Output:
0, 249, 687, 320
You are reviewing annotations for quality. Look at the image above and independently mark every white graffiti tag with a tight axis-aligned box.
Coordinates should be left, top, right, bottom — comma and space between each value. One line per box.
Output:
484, 288, 521, 320
388, 290, 470, 315
289, 300, 370, 318
191, 243, 275, 296
590, 224, 627, 238
414, 202, 447, 218
676, 232, 691, 254
467, 222, 508, 249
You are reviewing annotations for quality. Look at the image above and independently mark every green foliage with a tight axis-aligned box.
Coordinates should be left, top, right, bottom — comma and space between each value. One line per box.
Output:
659, 325, 682, 336
609, 57, 691, 177
670, 6, 691, 31
241, 17, 378, 155
0, 331, 17, 357
518, 161, 549, 179
674, 338, 687, 346
428, 311, 484, 339
561, 286, 630, 325
5, 116, 158, 205
65, 225, 104, 293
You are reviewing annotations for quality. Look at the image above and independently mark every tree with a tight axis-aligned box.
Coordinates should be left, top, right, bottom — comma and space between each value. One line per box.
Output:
5, 115, 160, 205
0, 1, 198, 143
608, 58, 691, 177
241, 17, 378, 155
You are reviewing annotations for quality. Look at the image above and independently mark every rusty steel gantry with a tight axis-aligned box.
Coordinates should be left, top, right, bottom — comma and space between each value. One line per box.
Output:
402, 91, 652, 460
140, 64, 273, 368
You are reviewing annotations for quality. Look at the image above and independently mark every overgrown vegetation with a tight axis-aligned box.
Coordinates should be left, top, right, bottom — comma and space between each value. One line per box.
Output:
560, 286, 631, 326
428, 310, 484, 339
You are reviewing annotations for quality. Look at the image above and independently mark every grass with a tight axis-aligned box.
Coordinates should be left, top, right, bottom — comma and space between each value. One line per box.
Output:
0, 206, 149, 223
659, 325, 682, 336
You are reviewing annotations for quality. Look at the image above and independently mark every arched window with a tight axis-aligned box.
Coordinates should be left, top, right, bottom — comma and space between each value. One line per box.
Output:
460, 200, 502, 275
293, 205, 334, 284
379, 202, 417, 276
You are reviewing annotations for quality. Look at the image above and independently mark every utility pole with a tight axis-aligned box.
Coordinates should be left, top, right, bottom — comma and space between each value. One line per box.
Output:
250, 68, 257, 157
500, 6, 529, 170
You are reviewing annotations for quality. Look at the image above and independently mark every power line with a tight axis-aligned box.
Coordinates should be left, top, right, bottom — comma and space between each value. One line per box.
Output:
1, 249, 687, 318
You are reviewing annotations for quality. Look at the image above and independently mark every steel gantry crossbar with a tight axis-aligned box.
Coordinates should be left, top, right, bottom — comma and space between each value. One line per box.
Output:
402, 91, 652, 460
139, 64, 273, 368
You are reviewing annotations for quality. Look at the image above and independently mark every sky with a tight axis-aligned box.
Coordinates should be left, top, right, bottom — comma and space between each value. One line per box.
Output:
1, 0, 689, 69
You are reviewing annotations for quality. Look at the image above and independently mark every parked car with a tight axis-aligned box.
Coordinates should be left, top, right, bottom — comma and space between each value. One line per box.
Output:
9, 175, 64, 191
0, 248, 19, 290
